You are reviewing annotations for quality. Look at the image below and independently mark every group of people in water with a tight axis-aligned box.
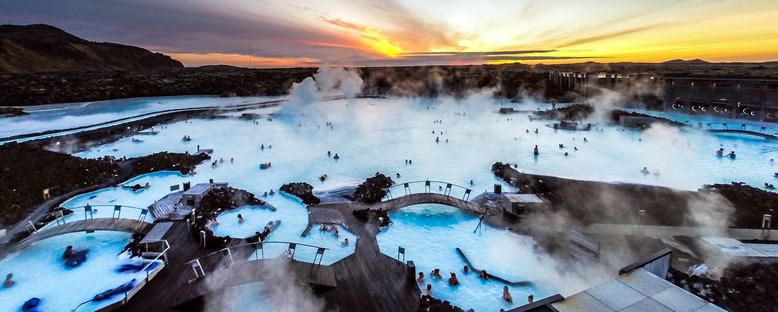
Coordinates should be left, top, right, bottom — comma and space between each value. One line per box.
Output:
417, 265, 532, 305
327, 151, 340, 160
715, 148, 736, 159
319, 223, 350, 245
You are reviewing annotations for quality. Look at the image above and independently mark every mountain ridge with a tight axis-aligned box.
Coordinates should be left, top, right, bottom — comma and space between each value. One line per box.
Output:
0, 24, 183, 73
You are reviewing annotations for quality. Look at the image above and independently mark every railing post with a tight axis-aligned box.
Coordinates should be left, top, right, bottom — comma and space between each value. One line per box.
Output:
27, 220, 38, 233
113, 205, 122, 219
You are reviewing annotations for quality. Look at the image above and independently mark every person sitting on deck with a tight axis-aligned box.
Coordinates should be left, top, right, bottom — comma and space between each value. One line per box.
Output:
448, 272, 459, 286
479, 269, 488, 280
342, 238, 349, 246
431, 268, 442, 279
503, 286, 513, 303
4, 273, 15, 288
417, 272, 425, 283
463, 266, 469, 274
238, 214, 245, 224
426, 283, 432, 295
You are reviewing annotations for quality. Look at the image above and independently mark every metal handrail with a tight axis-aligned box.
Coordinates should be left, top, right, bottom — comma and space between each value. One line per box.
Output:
184, 240, 330, 280
383, 180, 474, 201
44, 204, 150, 228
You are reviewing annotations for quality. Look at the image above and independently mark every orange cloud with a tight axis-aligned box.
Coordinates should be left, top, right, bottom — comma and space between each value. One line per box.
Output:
165, 52, 318, 68
319, 17, 404, 57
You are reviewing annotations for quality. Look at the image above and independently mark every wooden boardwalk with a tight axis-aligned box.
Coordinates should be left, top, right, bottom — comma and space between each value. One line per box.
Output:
375, 193, 484, 213
17, 218, 153, 248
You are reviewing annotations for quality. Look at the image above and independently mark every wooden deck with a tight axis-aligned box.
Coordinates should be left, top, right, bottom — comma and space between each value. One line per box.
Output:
17, 218, 153, 248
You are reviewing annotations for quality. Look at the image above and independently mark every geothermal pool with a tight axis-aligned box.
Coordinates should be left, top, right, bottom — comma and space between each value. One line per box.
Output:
376, 204, 556, 312
4, 95, 778, 311
0, 231, 149, 312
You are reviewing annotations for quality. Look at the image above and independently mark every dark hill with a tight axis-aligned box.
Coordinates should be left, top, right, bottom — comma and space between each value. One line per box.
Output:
0, 24, 183, 73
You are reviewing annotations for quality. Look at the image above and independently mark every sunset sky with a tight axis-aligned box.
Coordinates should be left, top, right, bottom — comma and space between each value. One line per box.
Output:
2, 0, 778, 67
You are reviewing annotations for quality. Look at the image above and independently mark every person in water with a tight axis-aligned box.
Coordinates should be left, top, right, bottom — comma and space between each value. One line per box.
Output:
238, 214, 245, 224
479, 269, 489, 280
431, 268, 442, 279
448, 272, 459, 286
503, 286, 513, 303
641, 167, 650, 175
728, 151, 736, 159
3, 273, 15, 288
716, 148, 724, 157
533, 145, 539, 155
425, 283, 432, 295
463, 266, 469, 274
62, 245, 74, 260
333, 153, 340, 160
528, 294, 534, 303
417, 272, 425, 283
342, 238, 349, 246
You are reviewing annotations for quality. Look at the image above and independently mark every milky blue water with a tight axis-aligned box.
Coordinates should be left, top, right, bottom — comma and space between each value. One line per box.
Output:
0, 95, 284, 141
5, 95, 778, 311
0, 231, 148, 312
377, 204, 554, 312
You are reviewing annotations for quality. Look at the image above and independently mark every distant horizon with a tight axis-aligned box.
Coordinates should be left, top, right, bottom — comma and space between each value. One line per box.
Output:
3, 0, 778, 67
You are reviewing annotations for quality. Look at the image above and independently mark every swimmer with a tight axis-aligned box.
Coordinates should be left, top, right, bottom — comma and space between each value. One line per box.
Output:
417, 272, 425, 283
564, 152, 568, 156
559, 144, 564, 148
3, 273, 14, 288
574, 147, 578, 151
62, 245, 74, 260
479, 270, 488, 280
528, 294, 534, 303
320, 224, 329, 231
448, 272, 459, 286
534, 128, 539, 134
469, 180, 474, 185
260, 144, 265, 150
463, 266, 469, 274
728, 151, 736, 159
426, 283, 432, 295
342, 238, 349, 246
435, 137, 440, 143
641, 167, 650, 175
238, 214, 245, 224
333, 153, 340, 160
716, 148, 724, 157
503, 286, 512, 303
397, 173, 401, 178
334, 229, 340, 237
431, 268, 442, 279
230, 158, 234, 163
583, 138, 588, 142
533, 145, 539, 155
269, 189, 275, 195
328, 151, 331, 157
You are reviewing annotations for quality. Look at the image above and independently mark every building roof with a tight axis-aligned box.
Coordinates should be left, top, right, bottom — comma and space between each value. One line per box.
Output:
182, 183, 212, 196
504, 193, 545, 203
549, 268, 725, 312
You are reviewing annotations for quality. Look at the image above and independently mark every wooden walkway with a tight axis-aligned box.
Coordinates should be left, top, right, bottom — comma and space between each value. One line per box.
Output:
375, 193, 484, 213
708, 129, 778, 140
17, 218, 153, 248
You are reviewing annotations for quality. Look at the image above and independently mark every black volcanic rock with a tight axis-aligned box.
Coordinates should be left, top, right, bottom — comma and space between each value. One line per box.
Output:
0, 24, 183, 73
280, 182, 321, 205
351, 173, 394, 204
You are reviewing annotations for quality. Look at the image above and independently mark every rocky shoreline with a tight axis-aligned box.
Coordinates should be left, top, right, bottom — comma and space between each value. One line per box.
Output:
491, 162, 768, 229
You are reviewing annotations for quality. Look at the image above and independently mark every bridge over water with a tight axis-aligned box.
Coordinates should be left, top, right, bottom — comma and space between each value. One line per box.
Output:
686, 121, 778, 140
17, 205, 153, 248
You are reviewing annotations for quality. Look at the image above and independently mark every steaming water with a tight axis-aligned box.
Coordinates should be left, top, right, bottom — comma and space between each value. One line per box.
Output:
210, 197, 357, 265
0, 231, 139, 312
7, 95, 778, 311
377, 204, 552, 312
